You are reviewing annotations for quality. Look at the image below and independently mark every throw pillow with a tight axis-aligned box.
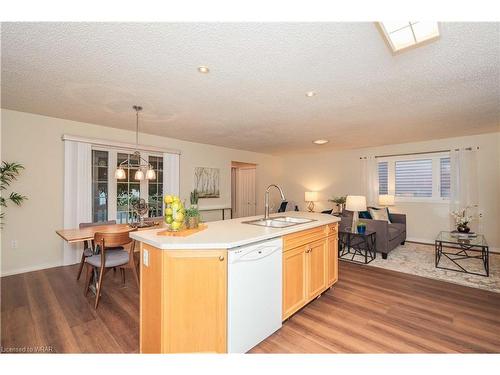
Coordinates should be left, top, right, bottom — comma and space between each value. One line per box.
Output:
369, 207, 391, 223
358, 210, 372, 219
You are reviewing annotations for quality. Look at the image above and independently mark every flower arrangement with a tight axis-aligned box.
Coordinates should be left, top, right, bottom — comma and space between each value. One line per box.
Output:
329, 196, 347, 212
451, 207, 475, 233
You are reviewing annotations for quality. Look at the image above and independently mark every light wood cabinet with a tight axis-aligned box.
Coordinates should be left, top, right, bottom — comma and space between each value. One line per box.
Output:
140, 244, 227, 353
282, 223, 338, 320
307, 239, 328, 299
282, 246, 308, 319
327, 234, 339, 286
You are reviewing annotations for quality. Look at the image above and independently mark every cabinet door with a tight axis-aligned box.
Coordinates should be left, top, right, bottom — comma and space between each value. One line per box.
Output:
327, 235, 338, 286
283, 246, 307, 320
307, 239, 328, 299
163, 250, 227, 353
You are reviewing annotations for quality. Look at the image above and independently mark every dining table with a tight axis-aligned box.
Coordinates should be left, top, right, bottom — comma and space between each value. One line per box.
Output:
56, 221, 163, 294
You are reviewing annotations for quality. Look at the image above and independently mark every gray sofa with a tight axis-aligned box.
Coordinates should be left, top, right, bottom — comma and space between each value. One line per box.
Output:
339, 210, 406, 259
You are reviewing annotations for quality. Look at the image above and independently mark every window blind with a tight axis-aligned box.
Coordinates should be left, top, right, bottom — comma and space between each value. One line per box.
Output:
395, 159, 433, 197
440, 157, 451, 198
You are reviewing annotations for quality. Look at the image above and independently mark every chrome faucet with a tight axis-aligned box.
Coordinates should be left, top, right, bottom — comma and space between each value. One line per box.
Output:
264, 184, 286, 220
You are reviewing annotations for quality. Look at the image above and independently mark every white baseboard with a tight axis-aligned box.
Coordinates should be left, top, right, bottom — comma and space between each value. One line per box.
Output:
1, 261, 66, 277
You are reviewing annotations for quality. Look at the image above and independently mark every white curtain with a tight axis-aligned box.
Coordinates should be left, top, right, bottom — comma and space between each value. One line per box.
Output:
163, 153, 180, 209
361, 156, 379, 207
450, 148, 479, 231
63, 140, 92, 265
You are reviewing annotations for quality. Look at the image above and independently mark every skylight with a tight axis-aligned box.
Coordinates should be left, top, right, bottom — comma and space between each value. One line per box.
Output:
378, 22, 440, 53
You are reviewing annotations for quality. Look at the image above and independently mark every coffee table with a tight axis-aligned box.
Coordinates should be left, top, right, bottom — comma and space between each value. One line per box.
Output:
435, 231, 489, 277
338, 229, 376, 264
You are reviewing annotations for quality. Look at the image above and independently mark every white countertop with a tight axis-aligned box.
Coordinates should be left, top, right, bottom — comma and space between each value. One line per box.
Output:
130, 211, 340, 250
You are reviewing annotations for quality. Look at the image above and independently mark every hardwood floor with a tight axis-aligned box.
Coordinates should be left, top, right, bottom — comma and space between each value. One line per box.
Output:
2, 260, 499, 353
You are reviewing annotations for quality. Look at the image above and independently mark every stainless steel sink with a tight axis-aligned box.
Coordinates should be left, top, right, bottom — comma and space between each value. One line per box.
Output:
242, 216, 316, 228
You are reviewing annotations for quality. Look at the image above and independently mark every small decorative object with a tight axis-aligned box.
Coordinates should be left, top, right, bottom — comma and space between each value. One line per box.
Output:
190, 189, 199, 207
186, 206, 201, 229
194, 167, 220, 198
132, 198, 149, 227
305, 191, 319, 212
164, 194, 186, 231
356, 221, 367, 234
294, 205, 299, 211
329, 196, 347, 213
0, 161, 28, 228
451, 207, 475, 234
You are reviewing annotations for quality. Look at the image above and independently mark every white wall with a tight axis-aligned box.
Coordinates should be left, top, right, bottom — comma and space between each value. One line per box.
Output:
0, 110, 284, 275
280, 132, 500, 249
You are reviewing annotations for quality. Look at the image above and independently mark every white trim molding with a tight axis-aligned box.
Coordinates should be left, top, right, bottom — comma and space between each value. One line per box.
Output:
62, 134, 181, 155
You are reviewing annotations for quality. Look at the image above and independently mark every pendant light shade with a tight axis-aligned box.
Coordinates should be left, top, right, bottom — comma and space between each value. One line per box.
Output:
134, 169, 145, 181
115, 168, 126, 179
146, 168, 156, 180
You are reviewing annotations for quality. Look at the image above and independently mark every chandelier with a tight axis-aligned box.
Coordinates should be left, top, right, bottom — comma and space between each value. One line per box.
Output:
114, 105, 156, 181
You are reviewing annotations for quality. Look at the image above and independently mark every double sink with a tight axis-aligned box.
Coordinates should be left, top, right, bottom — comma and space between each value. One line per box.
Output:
242, 216, 316, 228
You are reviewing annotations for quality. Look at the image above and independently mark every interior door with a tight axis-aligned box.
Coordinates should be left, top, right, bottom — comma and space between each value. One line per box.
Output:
236, 168, 256, 218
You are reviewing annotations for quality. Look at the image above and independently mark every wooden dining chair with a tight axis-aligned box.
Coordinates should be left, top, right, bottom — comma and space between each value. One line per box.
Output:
83, 229, 138, 309
77, 220, 118, 281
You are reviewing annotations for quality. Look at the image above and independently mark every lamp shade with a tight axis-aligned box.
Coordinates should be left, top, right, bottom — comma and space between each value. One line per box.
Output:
305, 191, 318, 202
114, 168, 126, 180
134, 169, 145, 180
379, 194, 395, 206
345, 195, 367, 212
146, 168, 156, 180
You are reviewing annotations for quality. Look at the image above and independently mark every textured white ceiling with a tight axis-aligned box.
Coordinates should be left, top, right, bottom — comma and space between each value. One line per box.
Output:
1, 22, 499, 154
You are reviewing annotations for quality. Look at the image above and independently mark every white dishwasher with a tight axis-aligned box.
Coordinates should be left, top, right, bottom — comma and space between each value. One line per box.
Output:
228, 237, 282, 353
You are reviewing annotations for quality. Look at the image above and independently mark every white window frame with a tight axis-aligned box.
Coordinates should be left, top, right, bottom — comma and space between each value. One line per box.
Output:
378, 151, 450, 204
91, 145, 163, 223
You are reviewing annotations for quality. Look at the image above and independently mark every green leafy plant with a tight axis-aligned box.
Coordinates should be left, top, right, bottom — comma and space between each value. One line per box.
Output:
357, 221, 366, 228
329, 196, 346, 205
1, 161, 28, 227
190, 189, 199, 206
185, 206, 200, 218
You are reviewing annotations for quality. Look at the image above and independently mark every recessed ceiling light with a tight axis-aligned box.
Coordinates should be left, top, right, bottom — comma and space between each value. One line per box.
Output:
198, 66, 210, 73
313, 139, 329, 145
305, 91, 316, 97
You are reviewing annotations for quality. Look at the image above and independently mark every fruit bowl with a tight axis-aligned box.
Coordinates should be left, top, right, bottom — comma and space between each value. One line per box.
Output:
163, 194, 186, 232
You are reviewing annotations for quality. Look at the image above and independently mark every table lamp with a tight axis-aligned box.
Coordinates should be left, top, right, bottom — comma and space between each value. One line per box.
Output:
305, 191, 318, 212
345, 195, 367, 232
379, 194, 395, 207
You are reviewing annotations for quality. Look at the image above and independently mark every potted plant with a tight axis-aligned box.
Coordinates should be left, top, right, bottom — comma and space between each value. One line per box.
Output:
185, 206, 201, 229
329, 196, 346, 213
1, 161, 28, 228
451, 207, 475, 233
190, 189, 199, 208
356, 221, 367, 234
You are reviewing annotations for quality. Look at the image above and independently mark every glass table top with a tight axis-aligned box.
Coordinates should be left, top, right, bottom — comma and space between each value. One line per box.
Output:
436, 231, 488, 247
339, 229, 376, 236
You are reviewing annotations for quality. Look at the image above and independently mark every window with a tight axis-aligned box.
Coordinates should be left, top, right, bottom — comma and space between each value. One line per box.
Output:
117, 152, 141, 224
378, 161, 388, 195
91, 148, 164, 223
148, 155, 164, 218
395, 159, 433, 197
92, 150, 109, 222
377, 152, 450, 202
440, 157, 451, 198
378, 22, 440, 53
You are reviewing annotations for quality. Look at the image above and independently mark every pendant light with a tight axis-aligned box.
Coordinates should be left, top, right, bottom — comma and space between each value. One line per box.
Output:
114, 105, 156, 181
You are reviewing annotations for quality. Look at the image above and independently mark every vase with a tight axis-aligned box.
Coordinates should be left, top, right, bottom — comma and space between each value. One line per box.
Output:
188, 216, 199, 229
457, 224, 470, 233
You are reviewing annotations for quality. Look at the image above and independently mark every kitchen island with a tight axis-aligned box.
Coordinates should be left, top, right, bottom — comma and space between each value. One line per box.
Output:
130, 211, 340, 354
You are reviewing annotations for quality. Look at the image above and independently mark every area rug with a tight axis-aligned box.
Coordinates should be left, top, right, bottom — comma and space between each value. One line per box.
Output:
346, 242, 500, 293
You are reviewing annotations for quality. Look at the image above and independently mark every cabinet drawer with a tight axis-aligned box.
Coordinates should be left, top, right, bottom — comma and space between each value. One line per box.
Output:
283, 225, 327, 252
325, 223, 338, 237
